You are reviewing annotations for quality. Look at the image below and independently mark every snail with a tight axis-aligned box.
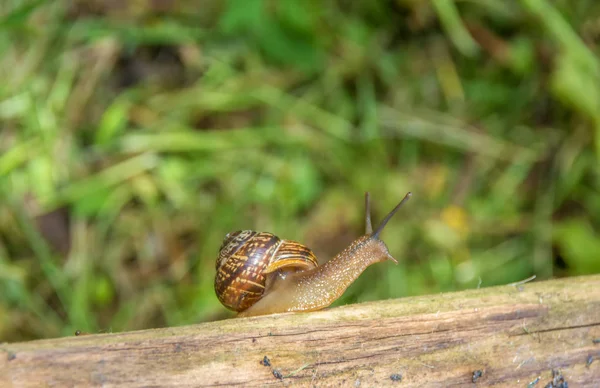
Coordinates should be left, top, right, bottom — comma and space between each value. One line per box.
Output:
214, 192, 412, 317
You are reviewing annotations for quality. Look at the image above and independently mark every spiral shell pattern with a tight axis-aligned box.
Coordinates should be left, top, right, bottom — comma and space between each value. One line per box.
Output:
215, 230, 318, 312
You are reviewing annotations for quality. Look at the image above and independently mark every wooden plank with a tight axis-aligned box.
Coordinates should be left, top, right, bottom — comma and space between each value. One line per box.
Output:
1, 275, 600, 387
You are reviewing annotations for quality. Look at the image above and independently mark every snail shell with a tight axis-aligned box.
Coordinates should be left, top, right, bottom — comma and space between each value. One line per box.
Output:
214, 230, 318, 312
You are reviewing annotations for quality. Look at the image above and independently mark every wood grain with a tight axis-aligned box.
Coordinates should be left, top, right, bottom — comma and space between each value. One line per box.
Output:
2, 275, 600, 387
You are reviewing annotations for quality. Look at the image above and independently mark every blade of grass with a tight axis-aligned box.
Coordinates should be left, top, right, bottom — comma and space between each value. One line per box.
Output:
432, 0, 479, 57
379, 106, 542, 162
0, 137, 40, 176
44, 153, 159, 209
11, 197, 72, 320
253, 85, 354, 141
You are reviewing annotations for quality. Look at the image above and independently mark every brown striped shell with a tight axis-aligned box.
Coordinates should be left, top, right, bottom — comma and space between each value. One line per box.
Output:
214, 230, 319, 312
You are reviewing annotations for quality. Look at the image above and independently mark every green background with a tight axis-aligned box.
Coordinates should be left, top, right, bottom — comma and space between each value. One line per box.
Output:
1, 0, 599, 342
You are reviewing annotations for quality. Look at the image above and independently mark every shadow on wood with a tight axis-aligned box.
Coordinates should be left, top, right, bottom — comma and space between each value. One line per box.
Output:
1, 275, 600, 387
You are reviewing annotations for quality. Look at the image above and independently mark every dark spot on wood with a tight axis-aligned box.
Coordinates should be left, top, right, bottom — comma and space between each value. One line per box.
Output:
390, 373, 402, 382
252, 338, 256, 343
586, 355, 593, 367
544, 369, 568, 388
174, 344, 182, 353
273, 369, 283, 380
260, 355, 271, 367
472, 369, 483, 383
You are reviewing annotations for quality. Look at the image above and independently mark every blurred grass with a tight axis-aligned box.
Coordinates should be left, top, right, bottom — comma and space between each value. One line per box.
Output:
1, 0, 600, 341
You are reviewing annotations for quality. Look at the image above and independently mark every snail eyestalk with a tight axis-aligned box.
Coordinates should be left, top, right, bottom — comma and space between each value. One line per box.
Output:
372, 192, 412, 239
365, 192, 373, 234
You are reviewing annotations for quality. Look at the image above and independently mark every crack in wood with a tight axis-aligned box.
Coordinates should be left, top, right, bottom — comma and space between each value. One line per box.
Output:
512, 321, 600, 336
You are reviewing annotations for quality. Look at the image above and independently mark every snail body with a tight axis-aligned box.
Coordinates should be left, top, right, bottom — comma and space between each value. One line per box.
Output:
214, 192, 412, 317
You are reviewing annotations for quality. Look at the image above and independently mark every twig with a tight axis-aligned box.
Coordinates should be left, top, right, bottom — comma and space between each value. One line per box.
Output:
285, 363, 311, 378
508, 275, 536, 287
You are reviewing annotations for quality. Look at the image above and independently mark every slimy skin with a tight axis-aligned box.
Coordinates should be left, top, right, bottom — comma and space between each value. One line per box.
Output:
238, 236, 397, 317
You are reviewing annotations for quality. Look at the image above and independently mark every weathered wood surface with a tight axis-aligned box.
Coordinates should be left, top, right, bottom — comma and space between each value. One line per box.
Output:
1, 275, 599, 387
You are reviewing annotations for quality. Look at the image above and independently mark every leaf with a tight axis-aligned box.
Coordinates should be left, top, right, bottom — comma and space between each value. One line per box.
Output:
554, 219, 600, 275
